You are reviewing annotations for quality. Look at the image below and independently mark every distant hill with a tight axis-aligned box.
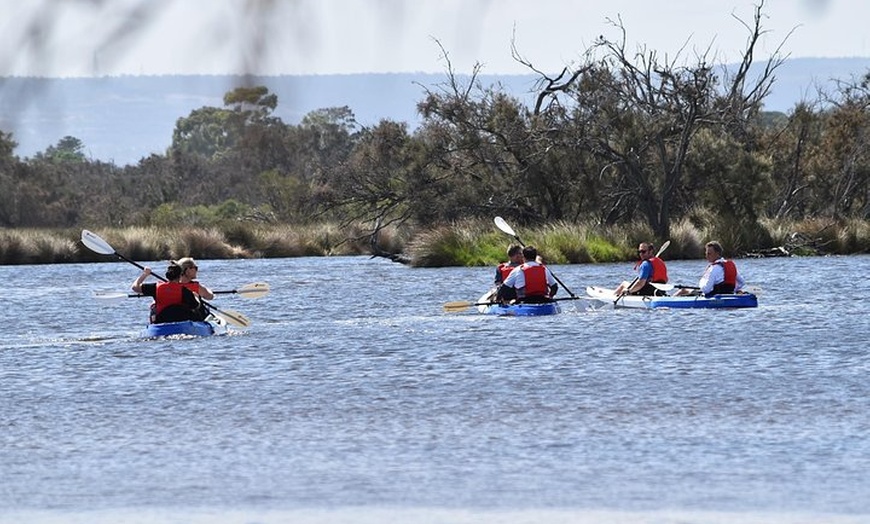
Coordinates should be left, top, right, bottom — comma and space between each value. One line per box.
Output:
1, 57, 868, 166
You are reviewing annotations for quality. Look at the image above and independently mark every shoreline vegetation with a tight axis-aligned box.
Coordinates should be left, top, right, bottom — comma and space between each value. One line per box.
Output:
2, 218, 867, 267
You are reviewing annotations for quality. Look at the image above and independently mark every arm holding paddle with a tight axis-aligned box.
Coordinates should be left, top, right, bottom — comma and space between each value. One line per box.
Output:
132, 266, 153, 293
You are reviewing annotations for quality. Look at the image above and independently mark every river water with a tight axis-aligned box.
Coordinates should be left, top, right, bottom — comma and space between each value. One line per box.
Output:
1, 254, 868, 524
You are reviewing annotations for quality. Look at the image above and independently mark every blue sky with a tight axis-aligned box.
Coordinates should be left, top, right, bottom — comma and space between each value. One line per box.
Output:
1, 0, 868, 77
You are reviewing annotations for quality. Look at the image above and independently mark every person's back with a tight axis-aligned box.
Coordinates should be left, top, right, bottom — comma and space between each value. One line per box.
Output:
500, 246, 558, 303
133, 262, 209, 324
153, 281, 206, 323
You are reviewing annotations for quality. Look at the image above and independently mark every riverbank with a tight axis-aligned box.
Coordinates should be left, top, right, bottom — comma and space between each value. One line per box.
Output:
1, 217, 867, 266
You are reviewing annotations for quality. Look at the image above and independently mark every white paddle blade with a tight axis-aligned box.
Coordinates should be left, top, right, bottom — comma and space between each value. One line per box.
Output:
81, 229, 116, 256
493, 216, 517, 237
236, 282, 270, 298
655, 240, 671, 257
93, 292, 130, 301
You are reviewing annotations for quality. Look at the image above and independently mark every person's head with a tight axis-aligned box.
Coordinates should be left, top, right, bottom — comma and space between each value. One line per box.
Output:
704, 241, 724, 262
638, 242, 655, 260
507, 244, 523, 263
173, 257, 199, 279
165, 263, 182, 281
522, 245, 538, 262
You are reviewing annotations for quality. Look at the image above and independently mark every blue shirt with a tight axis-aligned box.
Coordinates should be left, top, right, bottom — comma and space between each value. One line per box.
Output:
637, 260, 653, 280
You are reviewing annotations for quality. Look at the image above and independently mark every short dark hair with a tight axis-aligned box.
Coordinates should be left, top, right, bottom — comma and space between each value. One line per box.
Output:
165, 263, 182, 280
507, 244, 522, 257
522, 245, 538, 261
705, 241, 724, 256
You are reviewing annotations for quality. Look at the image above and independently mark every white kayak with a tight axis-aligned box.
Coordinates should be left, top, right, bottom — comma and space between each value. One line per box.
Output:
586, 286, 758, 309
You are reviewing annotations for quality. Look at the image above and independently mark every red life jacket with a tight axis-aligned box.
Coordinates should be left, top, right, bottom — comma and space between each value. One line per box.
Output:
712, 260, 737, 294
497, 262, 516, 282
154, 281, 200, 315
649, 257, 668, 283
521, 264, 548, 296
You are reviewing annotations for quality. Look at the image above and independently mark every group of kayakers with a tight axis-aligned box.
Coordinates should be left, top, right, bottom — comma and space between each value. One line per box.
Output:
133, 239, 746, 323
131, 257, 214, 324
491, 240, 746, 304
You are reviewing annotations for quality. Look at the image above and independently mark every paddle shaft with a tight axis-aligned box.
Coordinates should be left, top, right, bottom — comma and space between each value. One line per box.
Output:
445, 295, 586, 312
122, 289, 256, 298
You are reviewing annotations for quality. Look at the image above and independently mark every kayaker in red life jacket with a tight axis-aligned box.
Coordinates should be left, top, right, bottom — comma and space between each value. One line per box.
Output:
497, 246, 558, 304
675, 241, 746, 297
614, 242, 669, 296
132, 258, 214, 323
492, 244, 524, 303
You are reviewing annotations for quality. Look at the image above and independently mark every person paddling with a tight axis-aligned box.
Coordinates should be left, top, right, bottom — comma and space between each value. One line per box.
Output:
132, 258, 214, 323
490, 244, 523, 303
614, 242, 669, 296
497, 245, 558, 303
675, 241, 746, 297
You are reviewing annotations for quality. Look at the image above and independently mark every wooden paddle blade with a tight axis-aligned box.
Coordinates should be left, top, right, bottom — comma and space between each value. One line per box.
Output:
81, 229, 116, 256
212, 308, 251, 328
235, 282, 270, 298
443, 301, 473, 312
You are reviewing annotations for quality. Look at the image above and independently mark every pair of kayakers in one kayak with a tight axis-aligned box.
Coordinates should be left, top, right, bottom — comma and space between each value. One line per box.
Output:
493, 245, 559, 304
131, 257, 214, 324
614, 240, 745, 297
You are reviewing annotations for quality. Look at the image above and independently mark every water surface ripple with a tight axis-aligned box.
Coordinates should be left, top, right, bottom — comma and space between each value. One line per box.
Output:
1, 255, 868, 523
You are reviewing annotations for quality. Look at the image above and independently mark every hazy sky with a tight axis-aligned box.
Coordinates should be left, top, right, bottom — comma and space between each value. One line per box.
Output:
1, 0, 868, 78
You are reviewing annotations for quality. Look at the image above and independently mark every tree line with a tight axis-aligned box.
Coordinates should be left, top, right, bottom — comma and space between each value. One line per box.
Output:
1, 4, 867, 257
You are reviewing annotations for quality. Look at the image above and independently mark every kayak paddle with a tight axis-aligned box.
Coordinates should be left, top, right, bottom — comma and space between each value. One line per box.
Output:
81, 229, 252, 328
95, 282, 270, 301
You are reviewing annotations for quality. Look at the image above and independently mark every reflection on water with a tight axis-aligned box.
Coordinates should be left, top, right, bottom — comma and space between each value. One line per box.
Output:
1, 255, 868, 523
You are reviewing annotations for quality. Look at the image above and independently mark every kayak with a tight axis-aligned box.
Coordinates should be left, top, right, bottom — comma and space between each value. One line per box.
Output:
586, 286, 758, 309
477, 301, 562, 316
139, 316, 229, 338
475, 292, 562, 316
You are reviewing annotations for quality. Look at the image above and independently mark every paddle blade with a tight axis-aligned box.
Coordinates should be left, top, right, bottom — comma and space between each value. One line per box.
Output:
656, 240, 671, 258
493, 216, 517, 237
93, 292, 133, 301
212, 308, 251, 328
81, 229, 117, 256
235, 282, 270, 298
443, 301, 473, 312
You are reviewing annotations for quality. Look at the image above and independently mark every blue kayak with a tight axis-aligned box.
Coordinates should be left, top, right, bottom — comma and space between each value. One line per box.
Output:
139, 316, 228, 338
477, 301, 561, 316
645, 293, 758, 309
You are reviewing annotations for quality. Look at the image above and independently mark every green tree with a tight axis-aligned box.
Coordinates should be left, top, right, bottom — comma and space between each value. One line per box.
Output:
36, 135, 87, 163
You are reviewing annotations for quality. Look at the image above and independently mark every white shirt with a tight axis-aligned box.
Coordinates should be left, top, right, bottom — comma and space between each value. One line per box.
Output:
699, 257, 745, 295
503, 261, 557, 292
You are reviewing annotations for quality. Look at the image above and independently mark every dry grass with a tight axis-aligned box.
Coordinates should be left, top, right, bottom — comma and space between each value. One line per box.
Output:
0, 218, 867, 266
